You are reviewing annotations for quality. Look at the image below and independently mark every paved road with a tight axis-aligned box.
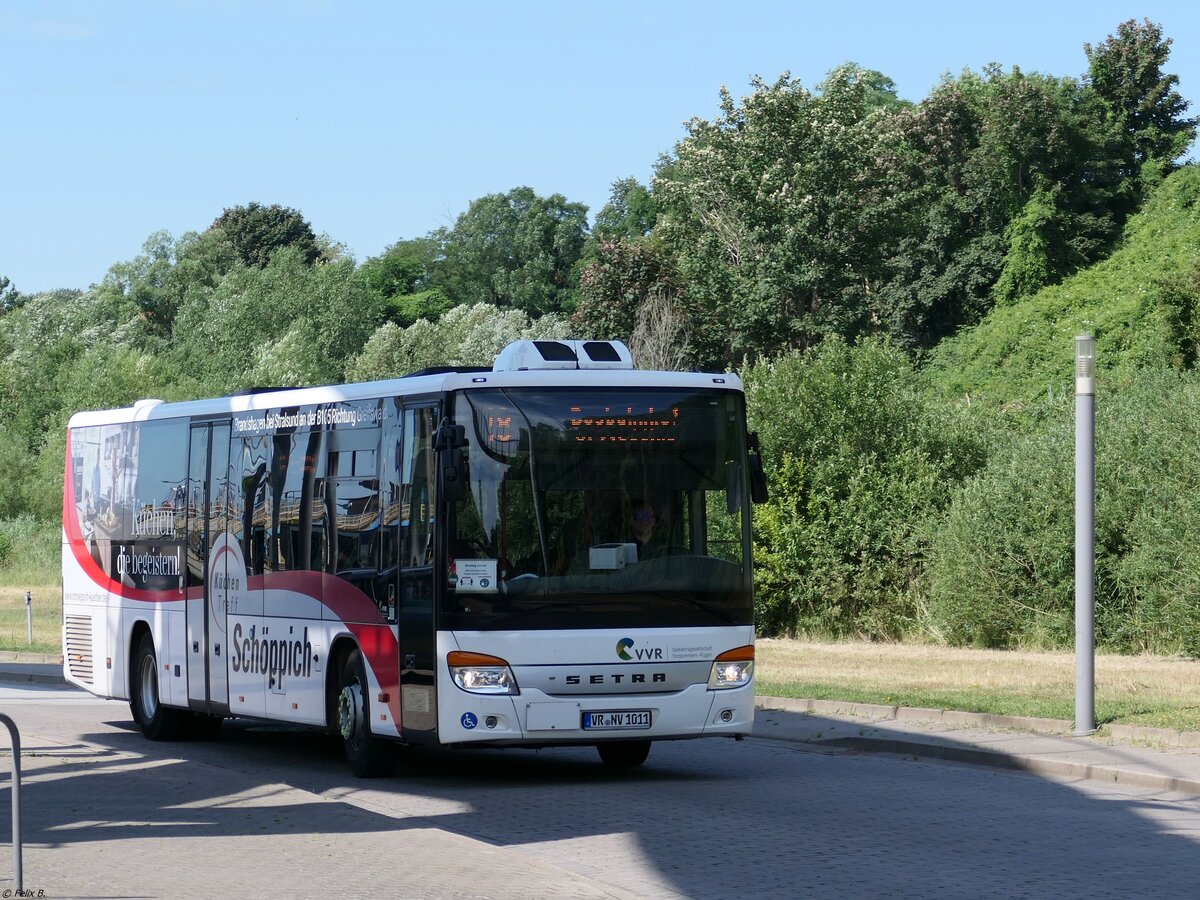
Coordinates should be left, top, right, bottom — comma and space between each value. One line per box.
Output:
4, 683, 1200, 899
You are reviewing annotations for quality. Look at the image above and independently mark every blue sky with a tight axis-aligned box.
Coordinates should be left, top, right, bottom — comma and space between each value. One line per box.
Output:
3, 1, 1198, 294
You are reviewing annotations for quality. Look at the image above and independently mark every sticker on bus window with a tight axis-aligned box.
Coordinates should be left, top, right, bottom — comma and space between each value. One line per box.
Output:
455, 558, 498, 593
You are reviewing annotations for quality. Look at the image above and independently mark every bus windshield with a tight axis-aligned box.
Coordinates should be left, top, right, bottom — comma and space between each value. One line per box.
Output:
442, 386, 753, 630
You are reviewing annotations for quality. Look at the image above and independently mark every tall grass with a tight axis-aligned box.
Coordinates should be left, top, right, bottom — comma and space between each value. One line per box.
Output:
0, 515, 61, 588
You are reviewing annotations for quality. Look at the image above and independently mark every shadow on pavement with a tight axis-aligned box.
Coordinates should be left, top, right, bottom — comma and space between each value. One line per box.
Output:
4, 705, 1198, 898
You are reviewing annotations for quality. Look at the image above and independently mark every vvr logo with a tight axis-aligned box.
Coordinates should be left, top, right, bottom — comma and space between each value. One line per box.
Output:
615, 637, 663, 661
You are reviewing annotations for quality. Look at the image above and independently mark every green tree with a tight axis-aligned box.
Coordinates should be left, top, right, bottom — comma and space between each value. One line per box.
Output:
0, 276, 21, 314
434, 187, 589, 316
573, 237, 684, 344
593, 177, 658, 240
654, 65, 913, 366
359, 237, 453, 327
0, 286, 141, 445
879, 64, 1127, 335
1085, 18, 1197, 183
210, 202, 322, 269
360, 237, 437, 298
171, 247, 385, 392
95, 229, 237, 338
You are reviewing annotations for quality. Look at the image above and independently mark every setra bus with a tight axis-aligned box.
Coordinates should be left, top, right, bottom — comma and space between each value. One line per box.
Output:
62, 339, 767, 776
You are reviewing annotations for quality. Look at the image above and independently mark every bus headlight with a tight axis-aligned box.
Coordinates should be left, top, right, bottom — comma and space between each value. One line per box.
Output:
448, 651, 518, 695
708, 645, 754, 690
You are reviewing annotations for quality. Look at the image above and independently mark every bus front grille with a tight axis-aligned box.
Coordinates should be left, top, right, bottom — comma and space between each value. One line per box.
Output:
64, 615, 94, 684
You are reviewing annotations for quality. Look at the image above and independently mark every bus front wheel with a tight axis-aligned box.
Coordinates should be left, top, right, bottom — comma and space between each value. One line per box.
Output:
597, 740, 651, 768
336, 649, 394, 778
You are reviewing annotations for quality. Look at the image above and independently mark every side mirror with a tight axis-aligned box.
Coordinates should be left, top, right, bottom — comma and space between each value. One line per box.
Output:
747, 432, 769, 504
436, 422, 468, 502
726, 461, 743, 515
435, 423, 467, 451
442, 447, 466, 502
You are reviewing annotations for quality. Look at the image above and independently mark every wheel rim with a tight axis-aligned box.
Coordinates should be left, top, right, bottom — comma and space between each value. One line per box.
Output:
338, 681, 364, 746
138, 653, 159, 721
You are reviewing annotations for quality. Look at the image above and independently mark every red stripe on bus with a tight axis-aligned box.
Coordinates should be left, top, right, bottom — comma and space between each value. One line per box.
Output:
259, 571, 402, 727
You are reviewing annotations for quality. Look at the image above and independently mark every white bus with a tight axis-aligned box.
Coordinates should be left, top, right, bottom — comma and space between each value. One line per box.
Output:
62, 339, 767, 776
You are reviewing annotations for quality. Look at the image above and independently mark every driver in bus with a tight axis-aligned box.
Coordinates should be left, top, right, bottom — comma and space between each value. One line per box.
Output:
629, 499, 657, 559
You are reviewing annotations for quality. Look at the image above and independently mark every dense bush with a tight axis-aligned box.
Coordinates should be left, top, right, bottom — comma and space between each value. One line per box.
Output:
0, 425, 33, 520
923, 398, 1075, 647
926, 367, 1200, 654
745, 337, 992, 637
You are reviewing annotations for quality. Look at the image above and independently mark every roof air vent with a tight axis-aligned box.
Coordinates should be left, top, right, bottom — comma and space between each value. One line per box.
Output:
534, 340, 579, 363
494, 339, 635, 372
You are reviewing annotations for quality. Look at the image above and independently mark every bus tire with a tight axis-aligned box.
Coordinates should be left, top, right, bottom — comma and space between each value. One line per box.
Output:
597, 740, 651, 768
336, 649, 394, 778
130, 632, 188, 741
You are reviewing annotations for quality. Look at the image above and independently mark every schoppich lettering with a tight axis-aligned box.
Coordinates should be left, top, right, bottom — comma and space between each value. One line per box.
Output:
231, 624, 314, 678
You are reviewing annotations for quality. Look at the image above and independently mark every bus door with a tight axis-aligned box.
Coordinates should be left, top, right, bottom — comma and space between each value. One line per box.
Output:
397, 404, 439, 741
186, 421, 232, 715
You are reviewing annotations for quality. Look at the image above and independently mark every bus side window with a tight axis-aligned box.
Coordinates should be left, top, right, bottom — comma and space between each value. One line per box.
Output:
382, 399, 402, 573
238, 437, 271, 576
274, 426, 326, 572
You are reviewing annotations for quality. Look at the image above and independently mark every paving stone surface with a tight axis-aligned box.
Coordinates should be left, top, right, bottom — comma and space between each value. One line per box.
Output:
5, 685, 1200, 898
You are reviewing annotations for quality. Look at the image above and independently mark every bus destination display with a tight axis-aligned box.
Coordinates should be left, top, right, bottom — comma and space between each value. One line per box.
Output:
482, 400, 681, 447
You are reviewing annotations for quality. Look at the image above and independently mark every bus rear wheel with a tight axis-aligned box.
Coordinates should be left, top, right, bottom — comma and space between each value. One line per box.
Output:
336, 649, 394, 778
597, 740, 651, 768
130, 632, 188, 741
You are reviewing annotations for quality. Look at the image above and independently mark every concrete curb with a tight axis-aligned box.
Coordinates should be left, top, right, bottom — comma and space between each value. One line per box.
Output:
0, 669, 68, 686
759, 696, 1075, 735
756, 695, 1200, 748
755, 695, 1200, 797
0, 652, 68, 686
0, 650, 60, 663
817, 734, 1200, 796
1106, 722, 1200, 749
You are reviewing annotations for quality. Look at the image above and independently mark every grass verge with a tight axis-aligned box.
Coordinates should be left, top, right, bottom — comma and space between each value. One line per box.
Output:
0, 584, 60, 654
757, 638, 1200, 733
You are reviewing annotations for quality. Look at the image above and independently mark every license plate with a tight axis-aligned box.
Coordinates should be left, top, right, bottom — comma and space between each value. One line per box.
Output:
582, 710, 651, 730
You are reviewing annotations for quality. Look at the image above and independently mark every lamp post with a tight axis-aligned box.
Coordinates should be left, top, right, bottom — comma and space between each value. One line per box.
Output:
1075, 334, 1096, 736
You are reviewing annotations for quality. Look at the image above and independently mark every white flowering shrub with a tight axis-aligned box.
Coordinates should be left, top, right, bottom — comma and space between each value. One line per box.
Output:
348, 304, 573, 380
